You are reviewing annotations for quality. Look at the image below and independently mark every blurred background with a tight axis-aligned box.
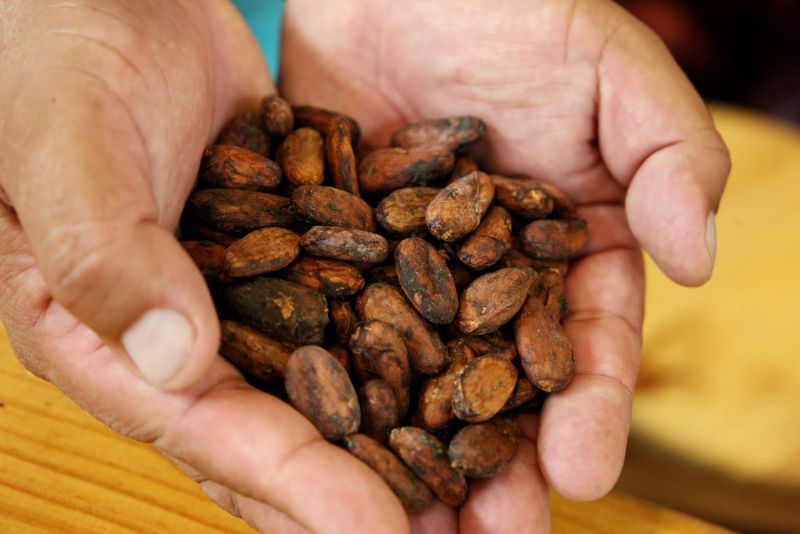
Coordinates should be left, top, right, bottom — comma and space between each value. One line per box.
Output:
232, 1, 800, 532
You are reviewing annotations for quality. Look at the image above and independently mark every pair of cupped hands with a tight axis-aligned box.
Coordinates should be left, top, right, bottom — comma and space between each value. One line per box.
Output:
0, 1, 729, 532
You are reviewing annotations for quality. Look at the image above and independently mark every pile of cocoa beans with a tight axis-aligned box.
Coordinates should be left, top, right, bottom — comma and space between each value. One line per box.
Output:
179, 95, 587, 510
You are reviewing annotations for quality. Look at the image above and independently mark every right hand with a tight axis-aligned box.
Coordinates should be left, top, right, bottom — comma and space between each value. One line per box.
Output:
0, 1, 408, 532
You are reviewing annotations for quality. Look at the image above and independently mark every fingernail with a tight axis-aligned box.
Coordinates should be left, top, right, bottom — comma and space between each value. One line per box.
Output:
122, 308, 193, 387
705, 212, 717, 269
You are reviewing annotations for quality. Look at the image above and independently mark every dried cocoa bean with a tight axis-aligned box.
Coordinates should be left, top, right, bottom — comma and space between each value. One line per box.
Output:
514, 295, 574, 392
326, 116, 359, 195
456, 267, 536, 335
291, 185, 374, 231
519, 219, 588, 260
457, 330, 517, 362
261, 95, 294, 137
292, 105, 361, 145
389, 427, 468, 507
224, 278, 328, 345
367, 264, 402, 289
285, 345, 359, 440
286, 256, 365, 297
491, 175, 554, 219
181, 240, 225, 281
359, 379, 400, 442
395, 237, 458, 324
414, 339, 475, 430
200, 145, 282, 191
358, 147, 454, 194
448, 418, 520, 478
426, 171, 494, 242
391, 117, 486, 152
501, 376, 540, 413
187, 189, 294, 233
458, 206, 512, 270
329, 299, 358, 345
538, 181, 578, 218
356, 284, 448, 375
343, 434, 433, 510
376, 187, 440, 236
532, 269, 568, 322
451, 154, 478, 180
217, 111, 270, 157
220, 320, 294, 384
328, 345, 352, 375
300, 226, 388, 263
500, 247, 569, 274
276, 127, 325, 186
223, 227, 300, 278
452, 356, 517, 423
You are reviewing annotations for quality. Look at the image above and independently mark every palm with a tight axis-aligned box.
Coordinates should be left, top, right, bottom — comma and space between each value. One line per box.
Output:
281, 1, 644, 530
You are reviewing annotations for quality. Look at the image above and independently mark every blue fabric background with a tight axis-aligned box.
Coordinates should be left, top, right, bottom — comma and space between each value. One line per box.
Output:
231, 0, 284, 79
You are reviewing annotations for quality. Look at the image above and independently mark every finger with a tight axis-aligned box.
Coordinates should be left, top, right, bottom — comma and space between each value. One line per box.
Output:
597, 6, 730, 286
200, 481, 310, 534
538, 247, 643, 500
459, 415, 550, 534
408, 500, 457, 534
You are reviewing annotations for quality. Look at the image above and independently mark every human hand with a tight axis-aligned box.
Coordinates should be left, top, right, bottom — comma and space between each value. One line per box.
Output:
279, 0, 729, 531
0, 1, 408, 532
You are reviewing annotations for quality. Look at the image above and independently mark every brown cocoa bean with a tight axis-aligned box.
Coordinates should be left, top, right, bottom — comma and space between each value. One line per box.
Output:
425, 171, 494, 242
367, 264, 402, 289
187, 189, 294, 233
326, 116, 360, 195
448, 260, 473, 289
389, 427, 468, 507
457, 330, 518, 362
456, 267, 536, 335
452, 356, 518, 422
391, 117, 486, 152
223, 228, 300, 278
500, 247, 569, 274
286, 256, 364, 297
220, 320, 294, 384
491, 175, 554, 219
300, 226, 388, 263
285, 345, 359, 440
395, 237, 458, 324
358, 147, 454, 194
292, 105, 361, 145
519, 219, 588, 260
348, 320, 411, 417
500, 376, 540, 413
217, 111, 270, 157
358, 379, 400, 442
448, 418, 520, 478
538, 181, 578, 218
356, 284, 448, 375
414, 339, 475, 430
329, 300, 357, 345
224, 278, 328, 345
181, 240, 225, 281
376, 187, 440, 236
514, 295, 574, 392
261, 95, 294, 137
291, 185, 374, 231
458, 206, 512, 270
533, 269, 568, 322
276, 127, 325, 186
343, 434, 433, 511
200, 145, 282, 191
451, 154, 479, 180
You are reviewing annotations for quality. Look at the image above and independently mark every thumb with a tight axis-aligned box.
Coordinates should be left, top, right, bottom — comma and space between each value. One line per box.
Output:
1, 79, 219, 391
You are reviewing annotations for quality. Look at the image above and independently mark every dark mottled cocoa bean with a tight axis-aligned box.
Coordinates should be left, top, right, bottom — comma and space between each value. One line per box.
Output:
329, 299, 358, 345
519, 219, 588, 260
359, 147, 454, 194
326, 116, 359, 195
515, 295, 574, 392
300, 226, 388, 263
376, 187, 440, 236
448, 419, 520, 478
276, 127, 325, 186
395, 237, 458, 324
426, 171, 494, 242
220, 320, 294, 384
456, 267, 536, 335
261, 95, 294, 137
286, 256, 364, 297
223, 228, 300, 278
187, 189, 294, 233
359, 379, 400, 442
458, 206, 512, 270
391, 117, 486, 152
217, 111, 270, 157
291, 185, 374, 231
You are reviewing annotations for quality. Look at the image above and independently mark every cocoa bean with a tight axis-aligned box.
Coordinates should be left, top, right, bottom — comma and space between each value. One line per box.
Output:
532, 269, 568, 322
291, 185, 374, 231
514, 295, 574, 392
456, 330, 517, 362
519, 219, 588, 260
452, 356, 517, 423
358, 147, 454, 194
458, 206, 512, 270
500, 247, 569, 274
286, 256, 365, 297
217, 111, 270, 157
343, 434, 433, 510
451, 154, 478, 180
456, 267, 536, 335
276, 128, 325, 186
414, 339, 475, 430
391, 117, 486, 152
376, 187, 440, 236
292, 105, 361, 145
426, 171, 494, 242
356, 284, 448, 375
389, 427, 468, 507
348, 320, 411, 417
224, 278, 328, 345
326, 116, 359, 195
261, 95, 294, 137
491, 175, 554, 219
448, 418, 520, 478
300, 226, 388, 263
285, 345, 359, 440
500, 376, 541, 413
220, 320, 294, 384
395, 237, 458, 324
538, 181, 578, 218
200, 145, 282, 191
366, 264, 402, 289
328, 345, 352, 375
329, 299, 358, 345
187, 189, 294, 233
359, 379, 400, 442
181, 240, 225, 281
223, 227, 300, 278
